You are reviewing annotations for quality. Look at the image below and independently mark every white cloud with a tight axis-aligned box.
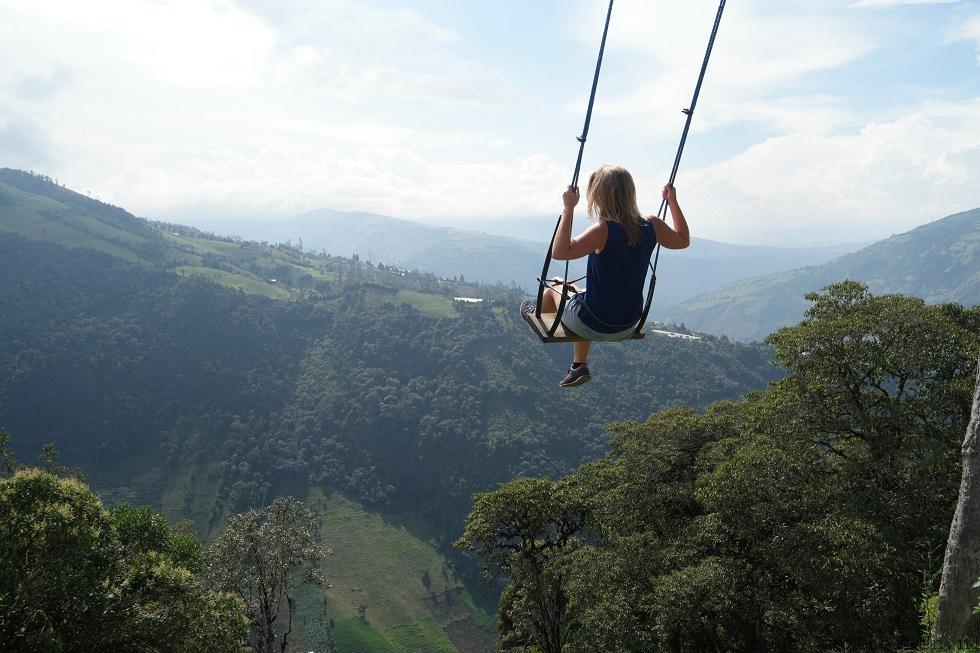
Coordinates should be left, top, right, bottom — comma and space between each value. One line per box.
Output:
853, 0, 960, 7
0, 0, 537, 219
949, 13, 980, 63
661, 100, 980, 246
0, 0, 977, 248
568, 0, 874, 139
68, 142, 569, 222
0, 1, 278, 90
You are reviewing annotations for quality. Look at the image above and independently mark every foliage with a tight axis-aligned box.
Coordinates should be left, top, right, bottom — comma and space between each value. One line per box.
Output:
0, 172, 781, 650
458, 477, 587, 653
0, 428, 16, 476
462, 283, 980, 652
923, 592, 940, 633
206, 496, 326, 653
0, 229, 777, 548
0, 467, 247, 653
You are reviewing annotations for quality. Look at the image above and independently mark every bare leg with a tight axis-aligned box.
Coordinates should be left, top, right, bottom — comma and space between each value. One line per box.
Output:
542, 278, 592, 366
541, 281, 560, 313
542, 278, 581, 311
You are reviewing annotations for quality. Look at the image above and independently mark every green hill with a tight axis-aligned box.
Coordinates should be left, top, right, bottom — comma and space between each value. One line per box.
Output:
201, 208, 554, 294
662, 207, 980, 341
0, 169, 783, 652
0, 168, 484, 310
198, 209, 864, 308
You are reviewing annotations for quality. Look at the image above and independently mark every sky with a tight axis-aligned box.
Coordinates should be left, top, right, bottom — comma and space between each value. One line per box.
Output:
1, 0, 979, 246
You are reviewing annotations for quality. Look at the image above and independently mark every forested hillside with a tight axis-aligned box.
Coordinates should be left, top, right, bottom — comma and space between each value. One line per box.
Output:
0, 232, 775, 526
0, 172, 781, 652
664, 207, 980, 341
0, 168, 501, 307
461, 283, 980, 652
203, 208, 863, 308
5, 168, 980, 652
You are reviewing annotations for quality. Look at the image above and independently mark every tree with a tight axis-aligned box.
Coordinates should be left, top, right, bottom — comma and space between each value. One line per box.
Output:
460, 284, 980, 652
0, 428, 17, 476
206, 497, 327, 653
763, 283, 980, 641
456, 477, 586, 653
0, 468, 247, 652
934, 358, 980, 645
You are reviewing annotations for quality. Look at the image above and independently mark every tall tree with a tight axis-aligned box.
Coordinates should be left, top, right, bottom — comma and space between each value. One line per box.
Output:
456, 477, 586, 653
934, 358, 980, 645
206, 497, 327, 653
0, 467, 247, 652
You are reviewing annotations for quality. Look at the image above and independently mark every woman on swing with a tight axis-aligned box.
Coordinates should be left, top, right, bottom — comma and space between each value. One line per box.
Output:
522, 165, 690, 387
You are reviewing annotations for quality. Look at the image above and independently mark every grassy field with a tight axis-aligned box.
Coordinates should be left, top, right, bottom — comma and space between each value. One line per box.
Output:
1, 176, 478, 319
384, 616, 459, 653
396, 289, 458, 317
173, 265, 292, 300
313, 490, 471, 628
334, 617, 400, 653
117, 462, 494, 653
358, 287, 458, 318
287, 490, 493, 652
0, 181, 147, 261
0, 172, 502, 336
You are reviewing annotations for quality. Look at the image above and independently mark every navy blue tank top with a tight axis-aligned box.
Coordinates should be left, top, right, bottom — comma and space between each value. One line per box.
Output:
577, 220, 656, 334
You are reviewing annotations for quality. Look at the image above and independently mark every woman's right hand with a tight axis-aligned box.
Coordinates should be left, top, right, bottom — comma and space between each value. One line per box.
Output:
563, 185, 580, 210
662, 183, 678, 204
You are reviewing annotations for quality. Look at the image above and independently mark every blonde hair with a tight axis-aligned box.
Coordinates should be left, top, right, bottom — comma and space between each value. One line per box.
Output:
586, 165, 645, 247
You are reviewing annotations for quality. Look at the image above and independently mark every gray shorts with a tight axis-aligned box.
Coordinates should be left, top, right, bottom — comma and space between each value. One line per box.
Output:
561, 293, 638, 342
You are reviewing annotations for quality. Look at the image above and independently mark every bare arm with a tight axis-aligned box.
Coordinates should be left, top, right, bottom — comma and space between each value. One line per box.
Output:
552, 186, 609, 260
651, 183, 690, 250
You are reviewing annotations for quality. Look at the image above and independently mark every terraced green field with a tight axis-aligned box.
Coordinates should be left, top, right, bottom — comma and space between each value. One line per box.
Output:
335, 618, 400, 653
301, 491, 493, 652
173, 265, 291, 299
149, 471, 493, 653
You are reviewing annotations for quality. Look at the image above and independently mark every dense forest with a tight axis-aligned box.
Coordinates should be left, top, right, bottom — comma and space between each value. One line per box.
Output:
6, 170, 980, 651
459, 282, 980, 652
0, 171, 786, 651
0, 229, 775, 545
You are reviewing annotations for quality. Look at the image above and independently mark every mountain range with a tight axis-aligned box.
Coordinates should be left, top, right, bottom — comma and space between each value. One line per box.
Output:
0, 168, 781, 653
662, 207, 980, 341
197, 210, 866, 309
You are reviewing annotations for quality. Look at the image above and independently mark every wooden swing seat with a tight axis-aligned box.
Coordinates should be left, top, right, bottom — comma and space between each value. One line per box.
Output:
522, 309, 645, 344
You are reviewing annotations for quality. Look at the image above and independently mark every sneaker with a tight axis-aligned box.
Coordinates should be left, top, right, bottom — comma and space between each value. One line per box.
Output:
559, 364, 591, 388
520, 300, 535, 318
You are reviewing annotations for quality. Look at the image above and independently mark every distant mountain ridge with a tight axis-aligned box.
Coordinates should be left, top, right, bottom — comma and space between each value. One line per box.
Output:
662, 207, 980, 341
199, 209, 866, 308
0, 168, 470, 306
240, 208, 548, 285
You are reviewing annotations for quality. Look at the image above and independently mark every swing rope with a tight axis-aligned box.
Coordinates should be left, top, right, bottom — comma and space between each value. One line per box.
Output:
535, 0, 615, 336
635, 0, 726, 335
